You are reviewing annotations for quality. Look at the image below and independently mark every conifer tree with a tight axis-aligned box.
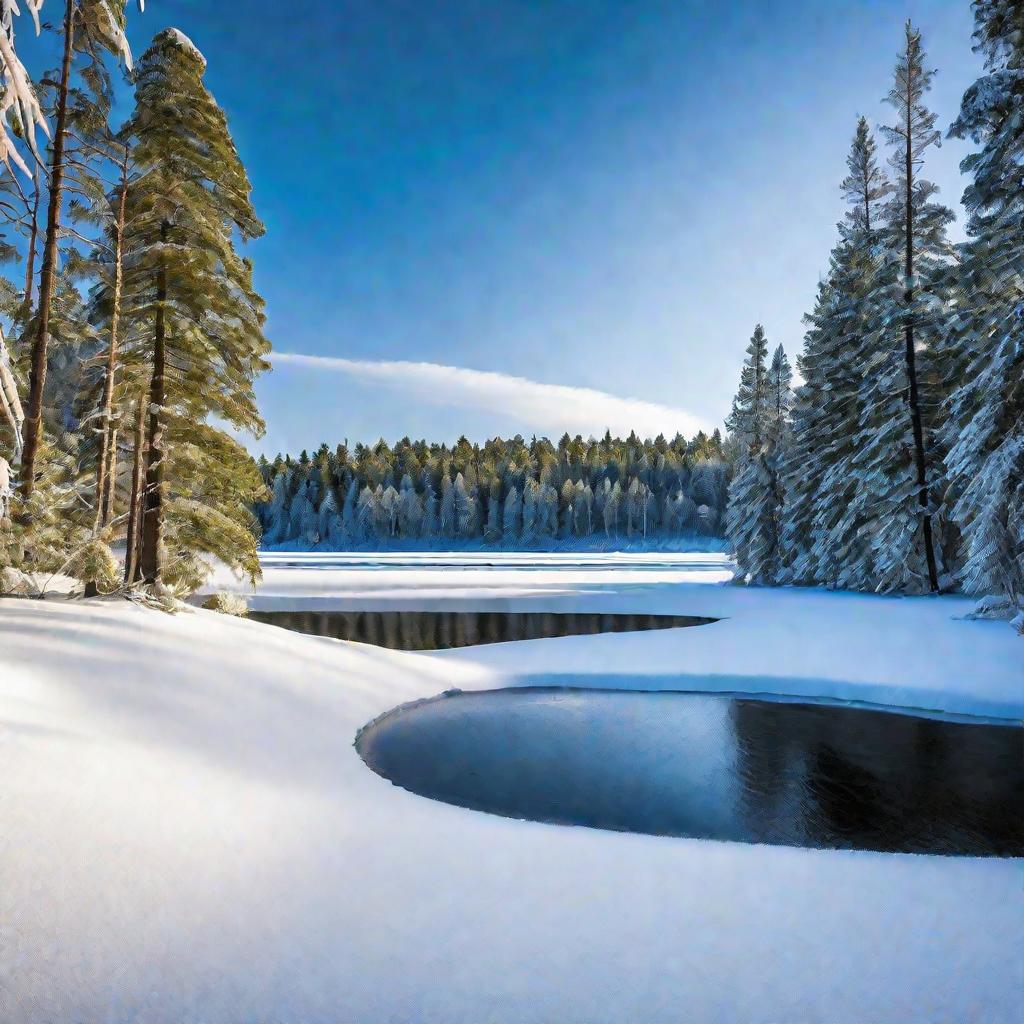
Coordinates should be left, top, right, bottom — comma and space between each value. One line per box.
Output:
19, 0, 140, 497
943, 0, 1023, 612
120, 29, 269, 588
726, 328, 792, 584
72, 140, 133, 531
726, 325, 771, 581
783, 118, 890, 586
858, 22, 955, 593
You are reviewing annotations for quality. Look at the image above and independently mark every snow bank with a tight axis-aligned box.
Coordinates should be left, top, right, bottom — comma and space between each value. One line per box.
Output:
1, 582, 1022, 1022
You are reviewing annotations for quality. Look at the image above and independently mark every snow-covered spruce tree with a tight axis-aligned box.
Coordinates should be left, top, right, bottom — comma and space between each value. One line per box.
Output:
19, 0, 141, 499
758, 343, 792, 579
121, 29, 269, 591
502, 484, 521, 541
726, 324, 786, 583
942, 0, 1024, 615
782, 118, 890, 586
853, 22, 956, 594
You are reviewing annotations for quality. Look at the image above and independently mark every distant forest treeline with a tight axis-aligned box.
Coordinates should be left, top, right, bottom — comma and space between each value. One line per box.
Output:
255, 430, 731, 548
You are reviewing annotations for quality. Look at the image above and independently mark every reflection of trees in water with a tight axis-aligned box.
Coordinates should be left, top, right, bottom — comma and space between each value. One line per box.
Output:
732, 700, 1024, 855
251, 609, 712, 651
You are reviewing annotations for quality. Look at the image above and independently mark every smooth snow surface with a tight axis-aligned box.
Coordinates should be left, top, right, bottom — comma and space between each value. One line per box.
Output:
3, 553, 1023, 1022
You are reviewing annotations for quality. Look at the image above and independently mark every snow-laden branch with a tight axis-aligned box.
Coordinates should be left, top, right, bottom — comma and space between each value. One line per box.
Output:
0, 0, 49, 175
0, 324, 24, 458
0, 1, 144, 175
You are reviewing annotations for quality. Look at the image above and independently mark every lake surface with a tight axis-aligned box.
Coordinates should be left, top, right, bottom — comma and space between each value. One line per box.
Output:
357, 688, 1024, 856
251, 609, 716, 650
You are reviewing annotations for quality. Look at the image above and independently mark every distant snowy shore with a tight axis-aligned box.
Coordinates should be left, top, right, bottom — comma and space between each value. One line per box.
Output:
260, 533, 730, 555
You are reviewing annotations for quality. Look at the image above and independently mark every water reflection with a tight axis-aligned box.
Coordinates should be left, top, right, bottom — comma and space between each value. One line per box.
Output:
357, 689, 1024, 856
251, 609, 716, 650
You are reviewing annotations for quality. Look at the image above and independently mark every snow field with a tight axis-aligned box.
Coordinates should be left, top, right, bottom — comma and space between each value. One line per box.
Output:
1, 554, 1021, 1022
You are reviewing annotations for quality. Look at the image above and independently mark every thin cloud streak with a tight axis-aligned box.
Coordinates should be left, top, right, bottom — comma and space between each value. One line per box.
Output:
273, 352, 714, 439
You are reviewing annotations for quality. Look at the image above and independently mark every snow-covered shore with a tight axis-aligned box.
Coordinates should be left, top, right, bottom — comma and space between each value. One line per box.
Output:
209, 552, 1022, 720
2, 555, 1022, 1022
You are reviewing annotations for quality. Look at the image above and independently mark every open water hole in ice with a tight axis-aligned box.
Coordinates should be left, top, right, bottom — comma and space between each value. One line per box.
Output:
249, 609, 716, 650
356, 688, 1024, 857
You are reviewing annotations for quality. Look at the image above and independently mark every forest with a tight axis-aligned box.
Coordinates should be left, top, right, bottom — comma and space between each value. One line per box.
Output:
725, 11, 1021, 615
255, 430, 731, 548
0, 3, 269, 598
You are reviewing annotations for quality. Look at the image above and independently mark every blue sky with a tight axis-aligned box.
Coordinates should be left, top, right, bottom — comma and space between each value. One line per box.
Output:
117, 1, 982, 453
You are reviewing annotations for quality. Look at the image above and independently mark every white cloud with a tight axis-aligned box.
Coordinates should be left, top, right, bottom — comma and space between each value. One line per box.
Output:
272, 352, 715, 439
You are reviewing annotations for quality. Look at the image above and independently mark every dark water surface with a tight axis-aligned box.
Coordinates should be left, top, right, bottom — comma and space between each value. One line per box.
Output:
356, 689, 1024, 856
251, 609, 715, 650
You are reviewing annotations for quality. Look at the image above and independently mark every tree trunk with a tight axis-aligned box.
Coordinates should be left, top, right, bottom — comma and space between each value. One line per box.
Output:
902, 79, 940, 593
22, 185, 39, 318
104, 427, 118, 522
18, 0, 75, 498
124, 393, 146, 584
95, 167, 129, 529
138, 223, 169, 584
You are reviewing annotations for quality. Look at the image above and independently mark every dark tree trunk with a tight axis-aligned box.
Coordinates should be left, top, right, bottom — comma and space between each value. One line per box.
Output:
139, 223, 169, 584
23, 185, 39, 317
18, 0, 76, 498
902, 81, 940, 593
124, 393, 146, 584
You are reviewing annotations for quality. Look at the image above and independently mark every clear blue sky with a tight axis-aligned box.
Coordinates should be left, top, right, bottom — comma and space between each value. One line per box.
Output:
115, 1, 980, 454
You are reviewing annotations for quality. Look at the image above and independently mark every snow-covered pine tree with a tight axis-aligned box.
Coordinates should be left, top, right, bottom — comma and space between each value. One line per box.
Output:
856, 22, 956, 594
58, 62, 136, 537
726, 325, 787, 583
943, 0, 1023, 615
559, 479, 575, 538
355, 485, 375, 543
288, 479, 311, 542
300, 487, 320, 545
502, 484, 521, 541
421, 481, 439, 538
264, 470, 290, 545
767, 345, 792, 446
521, 478, 538, 541
439, 475, 456, 538
602, 478, 620, 537
484, 479, 501, 542
452, 473, 475, 537
782, 118, 890, 586
398, 474, 422, 538
342, 478, 359, 539
726, 325, 770, 452
380, 484, 400, 538
122, 29, 269, 590
539, 482, 558, 538
19, 0, 141, 498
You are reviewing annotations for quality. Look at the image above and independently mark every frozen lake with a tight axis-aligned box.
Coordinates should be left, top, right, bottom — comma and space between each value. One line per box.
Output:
358, 688, 1024, 857
5, 553, 1023, 1023
251, 607, 716, 649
